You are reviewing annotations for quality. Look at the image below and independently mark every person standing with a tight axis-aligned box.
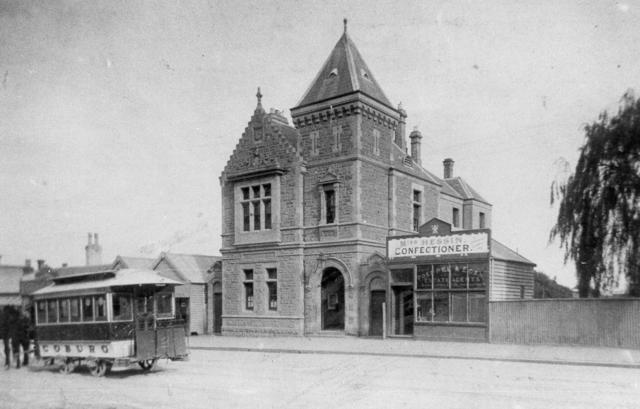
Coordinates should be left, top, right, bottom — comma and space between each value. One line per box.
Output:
1, 306, 12, 369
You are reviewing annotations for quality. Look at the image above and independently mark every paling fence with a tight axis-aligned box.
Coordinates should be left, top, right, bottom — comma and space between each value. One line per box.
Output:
489, 298, 640, 349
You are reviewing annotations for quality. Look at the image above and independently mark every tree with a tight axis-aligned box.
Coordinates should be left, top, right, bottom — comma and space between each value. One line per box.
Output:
550, 91, 640, 297
534, 271, 573, 299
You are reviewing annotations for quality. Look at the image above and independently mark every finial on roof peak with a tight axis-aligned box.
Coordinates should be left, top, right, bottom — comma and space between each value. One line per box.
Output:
344, 18, 348, 34
255, 87, 264, 113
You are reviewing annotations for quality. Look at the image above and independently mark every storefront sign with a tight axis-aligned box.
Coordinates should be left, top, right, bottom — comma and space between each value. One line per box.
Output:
388, 232, 489, 260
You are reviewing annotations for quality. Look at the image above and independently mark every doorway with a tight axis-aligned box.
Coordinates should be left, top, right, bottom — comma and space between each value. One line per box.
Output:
175, 297, 190, 334
213, 292, 222, 334
369, 290, 386, 336
392, 286, 413, 335
321, 268, 345, 330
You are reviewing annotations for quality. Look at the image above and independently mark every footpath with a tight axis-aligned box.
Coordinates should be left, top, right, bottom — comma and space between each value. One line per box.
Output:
189, 334, 640, 369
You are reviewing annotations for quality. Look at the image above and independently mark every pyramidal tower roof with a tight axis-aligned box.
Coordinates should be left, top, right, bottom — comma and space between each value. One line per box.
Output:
295, 19, 393, 110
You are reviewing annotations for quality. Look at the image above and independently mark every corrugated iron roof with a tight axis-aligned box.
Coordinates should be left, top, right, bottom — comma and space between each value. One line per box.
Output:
296, 30, 393, 109
491, 239, 536, 266
32, 268, 183, 296
112, 256, 156, 270
56, 264, 112, 278
158, 253, 221, 284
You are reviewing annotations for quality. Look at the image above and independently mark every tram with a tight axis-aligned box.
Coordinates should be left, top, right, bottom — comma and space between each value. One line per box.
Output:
32, 268, 189, 376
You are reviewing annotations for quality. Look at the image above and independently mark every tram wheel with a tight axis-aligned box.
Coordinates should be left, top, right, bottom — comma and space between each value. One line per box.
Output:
59, 359, 76, 374
89, 360, 108, 377
138, 358, 157, 371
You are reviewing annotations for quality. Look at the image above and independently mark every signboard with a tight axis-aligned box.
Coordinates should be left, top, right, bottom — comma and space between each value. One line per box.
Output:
388, 232, 489, 260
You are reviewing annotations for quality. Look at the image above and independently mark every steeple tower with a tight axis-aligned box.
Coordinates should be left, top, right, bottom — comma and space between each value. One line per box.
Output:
293, 21, 393, 110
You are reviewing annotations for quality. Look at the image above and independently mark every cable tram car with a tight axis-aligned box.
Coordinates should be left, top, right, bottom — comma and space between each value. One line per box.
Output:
32, 268, 189, 376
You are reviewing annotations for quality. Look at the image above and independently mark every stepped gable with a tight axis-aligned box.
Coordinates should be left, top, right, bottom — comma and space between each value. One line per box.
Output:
295, 20, 393, 109
223, 88, 302, 178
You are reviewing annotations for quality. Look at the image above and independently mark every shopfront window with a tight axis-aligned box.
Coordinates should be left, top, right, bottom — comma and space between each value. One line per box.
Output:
415, 262, 487, 324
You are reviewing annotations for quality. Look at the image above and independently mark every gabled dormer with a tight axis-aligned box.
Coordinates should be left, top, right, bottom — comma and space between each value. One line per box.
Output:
220, 89, 304, 248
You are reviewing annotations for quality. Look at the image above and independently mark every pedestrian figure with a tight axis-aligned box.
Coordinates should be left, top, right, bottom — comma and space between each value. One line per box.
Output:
0, 307, 10, 369
8, 308, 30, 368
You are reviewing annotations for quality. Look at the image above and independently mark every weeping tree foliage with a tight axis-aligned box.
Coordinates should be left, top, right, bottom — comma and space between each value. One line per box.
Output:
550, 91, 640, 298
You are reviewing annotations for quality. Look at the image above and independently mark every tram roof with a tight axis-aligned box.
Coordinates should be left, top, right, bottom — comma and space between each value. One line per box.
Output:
32, 268, 183, 297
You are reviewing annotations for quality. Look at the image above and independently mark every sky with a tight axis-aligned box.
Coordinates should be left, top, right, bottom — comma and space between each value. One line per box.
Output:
1, 0, 639, 288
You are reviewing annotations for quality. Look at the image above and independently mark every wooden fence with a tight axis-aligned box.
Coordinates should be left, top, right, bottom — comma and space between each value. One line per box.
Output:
489, 298, 640, 349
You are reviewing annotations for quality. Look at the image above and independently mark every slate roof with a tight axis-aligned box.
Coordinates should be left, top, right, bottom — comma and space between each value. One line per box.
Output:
445, 177, 490, 205
0, 265, 23, 294
491, 239, 536, 266
296, 28, 393, 109
154, 253, 221, 284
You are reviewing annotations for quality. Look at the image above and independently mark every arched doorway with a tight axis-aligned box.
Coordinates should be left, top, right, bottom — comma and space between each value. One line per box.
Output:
321, 267, 345, 330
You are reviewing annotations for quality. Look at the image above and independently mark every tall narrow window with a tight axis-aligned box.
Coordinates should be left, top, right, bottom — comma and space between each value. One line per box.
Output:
242, 187, 250, 231
373, 128, 380, 156
47, 299, 58, 323
479, 212, 486, 229
310, 130, 319, 156
413, 190, 422, 231
70, 298, 81, 322
59, 299, 70, 322
94, 295, 107, 321
332, 126, 342, 152
244, 269, 254, 310
452, 208, 460, 228
325, 188, 336, 224
82, 296, 93, 321
263, 183, 272, 229
267, 268, 278, 311
36, 301, 46, 324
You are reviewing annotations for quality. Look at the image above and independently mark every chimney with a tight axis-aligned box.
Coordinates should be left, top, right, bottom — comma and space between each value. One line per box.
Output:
85, 232, 103, 266
87, 232, 93, 245
443, 158, 454, 179
62, 263, 68, 268
409, 128, 422, 165
25, 259, 31, 268
37, 259, 45, 271
395, 103, 407, 150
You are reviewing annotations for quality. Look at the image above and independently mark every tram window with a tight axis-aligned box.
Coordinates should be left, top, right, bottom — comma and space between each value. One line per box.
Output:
59, 299, 70, 323
36, 301, 47, 324
47, 299, 58, 323
157, 293, 173, 317
82, 296, 94, 321
94, 295, 107, 321
113, 294, 133, 321
69, 298, 81, 322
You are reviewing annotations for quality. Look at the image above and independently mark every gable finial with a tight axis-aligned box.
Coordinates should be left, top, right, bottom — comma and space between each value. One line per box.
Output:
343, 18, 348, 34
256, 87, 263, 106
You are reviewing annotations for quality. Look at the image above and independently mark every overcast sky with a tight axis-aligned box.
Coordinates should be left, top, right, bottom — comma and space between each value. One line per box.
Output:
1, 0, 639, 287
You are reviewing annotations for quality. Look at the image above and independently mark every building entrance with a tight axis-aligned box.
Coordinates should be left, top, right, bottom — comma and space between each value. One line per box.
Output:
369, 290, 386, 336
321, 268, 345, 330
392, 286, 413, 335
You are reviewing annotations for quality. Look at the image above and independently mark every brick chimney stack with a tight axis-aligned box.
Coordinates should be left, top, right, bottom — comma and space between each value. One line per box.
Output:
37, 259, 45, 271
443, 158, 454, 179
409, 128, 422, 165
85, 232, 103, 266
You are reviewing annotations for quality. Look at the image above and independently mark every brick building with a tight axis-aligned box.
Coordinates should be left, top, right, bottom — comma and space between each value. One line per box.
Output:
220, 22, 532, 338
